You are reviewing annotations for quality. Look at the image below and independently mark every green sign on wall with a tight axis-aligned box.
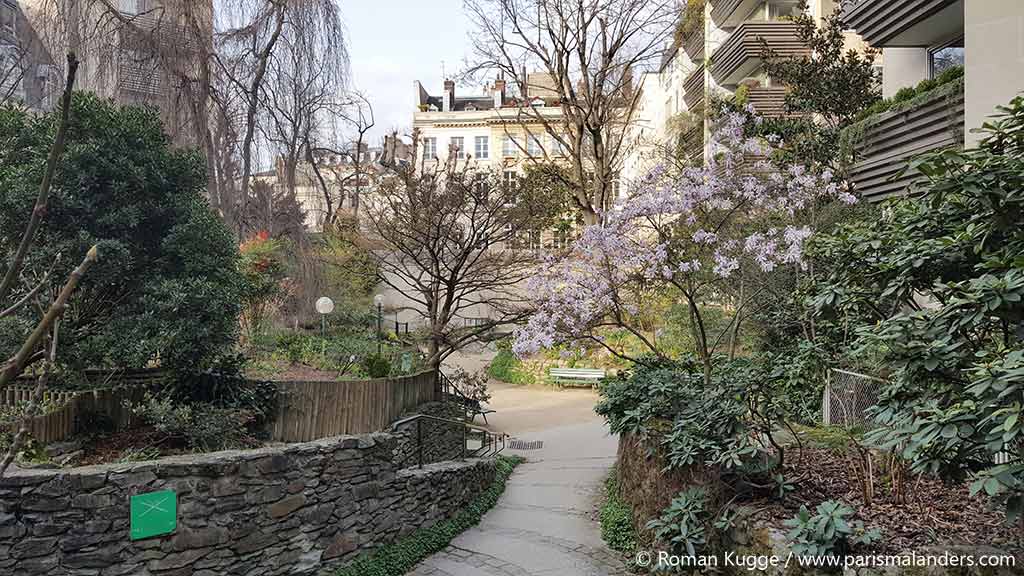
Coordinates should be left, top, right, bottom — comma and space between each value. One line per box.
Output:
129, 490, 177, 541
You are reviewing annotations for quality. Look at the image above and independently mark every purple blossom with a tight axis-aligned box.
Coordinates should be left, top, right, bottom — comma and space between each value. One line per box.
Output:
692, 229, 717, 244
512, 111, 858, 357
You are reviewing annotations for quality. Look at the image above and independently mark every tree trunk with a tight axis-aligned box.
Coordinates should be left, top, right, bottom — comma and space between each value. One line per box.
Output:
728, 278, 745, 360
237, 2, 286, 237
684, 290, 712, 387
426, 333, 442, 398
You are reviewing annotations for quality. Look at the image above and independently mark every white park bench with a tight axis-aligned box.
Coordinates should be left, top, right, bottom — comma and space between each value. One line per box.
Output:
547, 367, 606, 388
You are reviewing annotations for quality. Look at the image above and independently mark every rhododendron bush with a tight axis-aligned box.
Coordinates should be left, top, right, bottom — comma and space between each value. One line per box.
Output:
514, 112, 855, 382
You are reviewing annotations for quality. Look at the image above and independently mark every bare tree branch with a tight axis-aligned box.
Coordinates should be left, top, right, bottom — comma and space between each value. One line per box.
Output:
0, 54, 78, 303
366, 137, 562, 379
0, 246, 98, 389
463, 0, 676, 223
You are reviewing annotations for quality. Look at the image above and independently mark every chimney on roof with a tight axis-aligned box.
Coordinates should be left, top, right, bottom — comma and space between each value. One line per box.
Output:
493, 77, 506, 108
443, 79, 455, 112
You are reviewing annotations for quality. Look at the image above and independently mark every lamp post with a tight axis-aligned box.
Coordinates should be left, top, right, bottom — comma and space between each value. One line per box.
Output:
315, 296, 334, 360
374, 294, 384, 355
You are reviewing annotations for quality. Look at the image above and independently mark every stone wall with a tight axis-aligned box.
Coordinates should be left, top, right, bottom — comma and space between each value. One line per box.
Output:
392, 403, 475, 469
392, 417, 467, 469
617, 431, 722, 538
0, 432, 496, 575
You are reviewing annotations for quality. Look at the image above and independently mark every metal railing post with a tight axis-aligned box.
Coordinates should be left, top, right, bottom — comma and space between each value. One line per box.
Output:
388, 413, 507, 469
417, 418, 423, 469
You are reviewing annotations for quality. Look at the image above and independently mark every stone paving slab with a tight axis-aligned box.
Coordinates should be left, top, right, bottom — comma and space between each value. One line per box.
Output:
408, 419, 626, 576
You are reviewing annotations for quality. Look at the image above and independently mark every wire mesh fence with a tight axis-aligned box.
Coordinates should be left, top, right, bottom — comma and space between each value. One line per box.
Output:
822, 368, 886, 428
821, 369, 1020, 468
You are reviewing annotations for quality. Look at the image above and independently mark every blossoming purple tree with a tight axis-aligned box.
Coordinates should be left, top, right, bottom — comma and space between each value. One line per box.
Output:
514, 112, 856, 385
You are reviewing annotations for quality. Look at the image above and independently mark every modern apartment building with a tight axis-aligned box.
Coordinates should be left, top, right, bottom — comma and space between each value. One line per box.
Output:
841, 0, 1024, 201
22, 0, 211, 146
626, 0, 851, 177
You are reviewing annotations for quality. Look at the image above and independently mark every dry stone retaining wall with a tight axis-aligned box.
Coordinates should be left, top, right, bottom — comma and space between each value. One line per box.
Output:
0, 432, 496, 575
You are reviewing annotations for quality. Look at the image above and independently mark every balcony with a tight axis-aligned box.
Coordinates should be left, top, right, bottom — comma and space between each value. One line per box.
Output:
711, 0, 803, 29
683, 21, 704, 61
710, 0, 745, 27
683, 66, 705, 111
745, 85, 789, 118
842, 79, 964, 202
841, 0, 963, 47
710, 21, 806, 87
682, 124, 704, 163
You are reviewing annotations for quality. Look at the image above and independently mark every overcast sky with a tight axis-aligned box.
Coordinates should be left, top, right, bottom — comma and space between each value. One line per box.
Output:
341, 0, 486, 142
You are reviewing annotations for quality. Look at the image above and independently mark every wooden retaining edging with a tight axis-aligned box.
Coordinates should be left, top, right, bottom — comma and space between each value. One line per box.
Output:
0, 384, 153, 444
2, 369, 438, 445
269, 370, 438, 442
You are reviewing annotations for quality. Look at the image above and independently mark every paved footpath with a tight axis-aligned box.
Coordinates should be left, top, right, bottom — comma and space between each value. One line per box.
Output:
409, 415, 626, 576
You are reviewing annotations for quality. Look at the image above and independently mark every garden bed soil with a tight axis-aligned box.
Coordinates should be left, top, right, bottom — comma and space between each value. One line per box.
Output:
74, 427, 266, 467
747, 447, 1024, 556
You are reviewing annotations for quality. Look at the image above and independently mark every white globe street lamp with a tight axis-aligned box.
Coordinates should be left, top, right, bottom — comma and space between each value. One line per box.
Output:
374, 294, 384, 355
315, 296, 334, 357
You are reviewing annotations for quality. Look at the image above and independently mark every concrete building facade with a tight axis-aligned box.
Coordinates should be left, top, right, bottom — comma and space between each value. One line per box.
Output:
22, 0, 212, 145
618, 0, 848, 186
841, 0, 1024, 199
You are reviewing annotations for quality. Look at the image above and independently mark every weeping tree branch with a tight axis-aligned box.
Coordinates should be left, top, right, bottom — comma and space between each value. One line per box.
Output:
234, 0, 286, 237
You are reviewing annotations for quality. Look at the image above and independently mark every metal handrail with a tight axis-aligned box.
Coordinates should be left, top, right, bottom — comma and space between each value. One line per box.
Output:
390, 412, 507, 469
439, 371, 481, 407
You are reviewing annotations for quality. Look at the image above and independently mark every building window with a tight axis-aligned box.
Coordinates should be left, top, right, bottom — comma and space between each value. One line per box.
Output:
766, 1, 792, 21
502, 135, 518, 157
512, 228, 540, 250
502, 170, 518, 190
37, 64, 56, 109
473, 173, 490, 195
528, 229, 542, 250
551, 135, 568, 156
930, 38, 964, 78
553, 226, 571, 250
422, 137, 437, 159
118, 48, 163, 96
474, 135, 489, 159
451, 136, 465, 159
526, 133, 543, 157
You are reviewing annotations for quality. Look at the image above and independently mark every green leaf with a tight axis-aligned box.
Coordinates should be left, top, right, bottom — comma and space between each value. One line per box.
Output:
984, 477, 1002, 496
1005, 414, 1019, 432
